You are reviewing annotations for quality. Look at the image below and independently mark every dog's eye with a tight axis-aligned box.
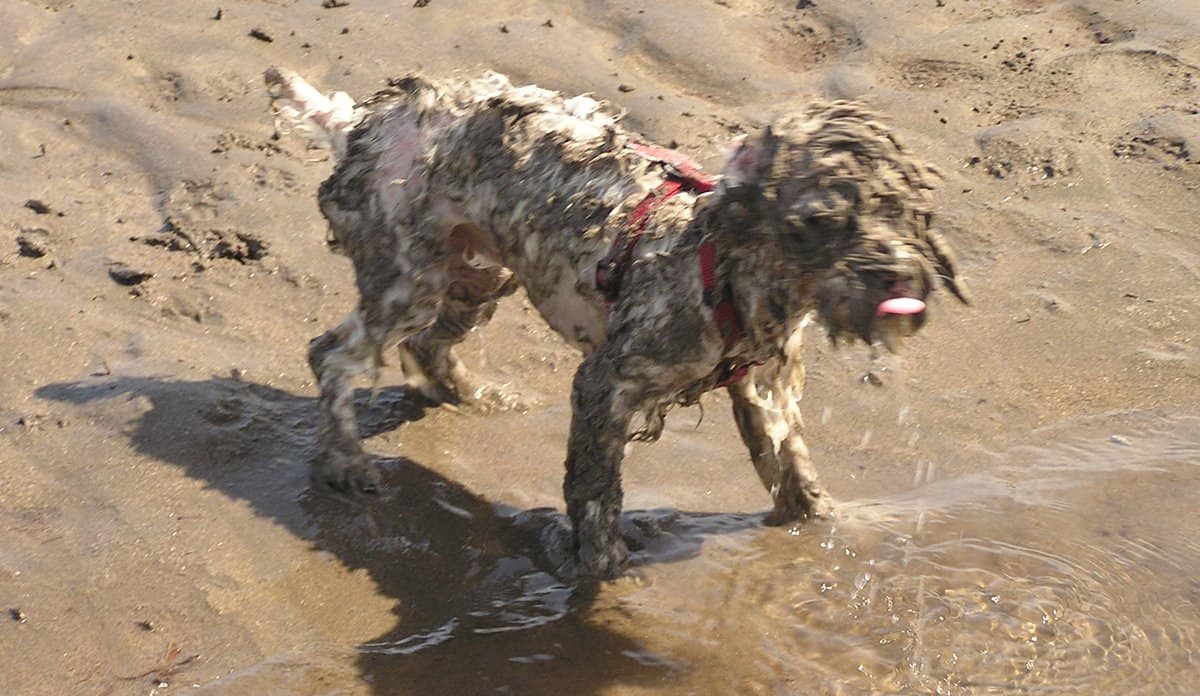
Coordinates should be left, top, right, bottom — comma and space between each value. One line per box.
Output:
787, 196, 854, 234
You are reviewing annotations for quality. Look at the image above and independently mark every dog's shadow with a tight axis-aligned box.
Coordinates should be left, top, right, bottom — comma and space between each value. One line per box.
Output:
37, 375, 762, 693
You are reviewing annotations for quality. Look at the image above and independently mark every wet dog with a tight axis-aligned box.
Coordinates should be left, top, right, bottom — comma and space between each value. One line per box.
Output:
265, 68, 969, 577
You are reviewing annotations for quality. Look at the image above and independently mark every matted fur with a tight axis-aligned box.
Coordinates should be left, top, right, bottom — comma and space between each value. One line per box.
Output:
266, 68, 968, 578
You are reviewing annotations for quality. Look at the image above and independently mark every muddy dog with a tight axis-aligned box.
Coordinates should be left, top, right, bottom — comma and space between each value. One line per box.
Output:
265, 67, 968, 577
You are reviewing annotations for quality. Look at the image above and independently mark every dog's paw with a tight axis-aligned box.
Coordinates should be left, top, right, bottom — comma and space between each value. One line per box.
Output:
312, 450, 382, 494
574, 538, 631, 580
407, 366, 530, 414
431, 379, 529, 414
764, 493, 833, 527
460, 382, 529, 414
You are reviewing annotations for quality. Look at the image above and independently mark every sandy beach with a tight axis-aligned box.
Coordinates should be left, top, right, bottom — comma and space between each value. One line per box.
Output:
2, 1, 1198, 693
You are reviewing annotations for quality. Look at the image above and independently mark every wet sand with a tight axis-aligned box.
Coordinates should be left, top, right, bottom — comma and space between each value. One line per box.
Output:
2, 0, 1199, 693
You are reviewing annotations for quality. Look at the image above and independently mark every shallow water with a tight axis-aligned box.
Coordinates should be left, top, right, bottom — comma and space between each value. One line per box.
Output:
351, 414, 1200, 695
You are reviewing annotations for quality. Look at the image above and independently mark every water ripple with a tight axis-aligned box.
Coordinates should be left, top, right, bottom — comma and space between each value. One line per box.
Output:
610, 416, 1200, 694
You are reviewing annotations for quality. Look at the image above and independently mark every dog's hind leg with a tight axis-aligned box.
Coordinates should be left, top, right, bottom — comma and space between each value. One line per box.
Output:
308, 251, 450, 493
396, 256, 517, 409
727, 329, 832, 525
308, 312, 383, 492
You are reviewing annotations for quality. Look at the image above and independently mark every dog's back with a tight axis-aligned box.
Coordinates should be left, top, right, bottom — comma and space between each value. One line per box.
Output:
273, 70, 672, 303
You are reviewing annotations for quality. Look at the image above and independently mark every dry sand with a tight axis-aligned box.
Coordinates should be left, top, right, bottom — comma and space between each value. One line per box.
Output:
1, 1, 1198, 694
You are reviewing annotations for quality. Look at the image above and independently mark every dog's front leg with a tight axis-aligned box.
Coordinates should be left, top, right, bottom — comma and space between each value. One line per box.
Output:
727, 332, 832, 525
563, 350, 641, 578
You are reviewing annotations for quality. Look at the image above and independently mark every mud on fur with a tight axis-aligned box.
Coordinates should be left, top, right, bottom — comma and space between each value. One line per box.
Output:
265, 67, 969, 578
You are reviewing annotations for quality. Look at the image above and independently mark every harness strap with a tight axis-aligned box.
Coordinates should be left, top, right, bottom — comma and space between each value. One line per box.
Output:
699, 239, 761, 388
626, 142, 714, 189
595, 142, 715, 303
595, 180, 685, 303
597, 142, 758, 389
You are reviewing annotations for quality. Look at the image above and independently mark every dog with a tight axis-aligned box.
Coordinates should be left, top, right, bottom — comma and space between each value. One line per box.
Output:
265, 67, 969, 578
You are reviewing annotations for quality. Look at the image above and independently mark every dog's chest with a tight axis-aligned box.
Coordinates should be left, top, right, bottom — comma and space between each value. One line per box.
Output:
507, 227, 613, 353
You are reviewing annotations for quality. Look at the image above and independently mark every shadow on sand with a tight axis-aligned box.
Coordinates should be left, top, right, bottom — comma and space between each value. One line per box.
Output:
38, 375, 763, 693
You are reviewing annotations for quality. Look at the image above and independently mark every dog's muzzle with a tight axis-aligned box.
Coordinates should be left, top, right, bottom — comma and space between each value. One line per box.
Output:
817, 273, 931, 352
871, 279, 929, 352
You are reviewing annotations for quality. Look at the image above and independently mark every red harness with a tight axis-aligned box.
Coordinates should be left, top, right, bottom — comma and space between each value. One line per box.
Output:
595, 142, 758, 389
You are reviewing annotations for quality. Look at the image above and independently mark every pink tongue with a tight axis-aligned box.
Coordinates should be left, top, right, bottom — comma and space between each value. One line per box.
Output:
877, 297, 926, 315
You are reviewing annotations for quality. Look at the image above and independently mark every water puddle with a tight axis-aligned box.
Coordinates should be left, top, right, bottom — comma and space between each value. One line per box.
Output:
362, 414, 1200, 694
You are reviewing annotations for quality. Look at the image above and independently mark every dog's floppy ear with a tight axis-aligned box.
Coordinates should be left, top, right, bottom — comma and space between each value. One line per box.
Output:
924, 228, 972, 304
720, 128, 781, 193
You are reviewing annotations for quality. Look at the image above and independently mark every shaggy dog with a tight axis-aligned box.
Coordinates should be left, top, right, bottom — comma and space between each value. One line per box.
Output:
265, 67, 968, 577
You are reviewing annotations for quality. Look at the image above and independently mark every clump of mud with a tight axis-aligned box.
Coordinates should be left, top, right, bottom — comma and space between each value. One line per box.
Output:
133, 179, 269, 266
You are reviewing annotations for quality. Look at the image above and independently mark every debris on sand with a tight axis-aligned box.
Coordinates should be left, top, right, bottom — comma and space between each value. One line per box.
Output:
107, 263, 154, 286
860, 371, 884, 387
119, 641, 198, 685
248, 28, 273, 43
322, 0, 350, 7
414, 0, 432, 7
138, 218, 268, 265
16, 229, 51, 258
24, 199, 52, 215
210, 230, 268, 263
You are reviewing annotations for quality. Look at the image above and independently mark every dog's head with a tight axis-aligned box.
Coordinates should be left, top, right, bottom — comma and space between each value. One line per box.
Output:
717, 101, 970, 351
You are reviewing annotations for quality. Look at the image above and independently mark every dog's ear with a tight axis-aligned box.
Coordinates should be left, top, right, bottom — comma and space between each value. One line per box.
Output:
720, 128, 781, 192
721, 134, 756, 189
924, 228, 972, 304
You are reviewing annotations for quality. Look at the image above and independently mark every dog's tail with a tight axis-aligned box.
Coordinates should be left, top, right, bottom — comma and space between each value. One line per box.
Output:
264, 67, 357, 160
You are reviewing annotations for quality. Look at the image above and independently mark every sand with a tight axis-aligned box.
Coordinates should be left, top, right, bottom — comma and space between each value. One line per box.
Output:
1, 1, 1198, 694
